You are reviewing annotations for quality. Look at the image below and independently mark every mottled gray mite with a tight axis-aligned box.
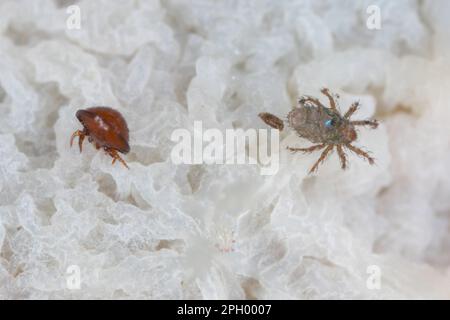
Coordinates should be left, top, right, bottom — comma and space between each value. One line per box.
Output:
259, 88, 379, 173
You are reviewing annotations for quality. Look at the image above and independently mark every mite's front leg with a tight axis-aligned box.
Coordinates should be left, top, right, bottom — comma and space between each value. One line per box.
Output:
351, 120, 379, 129
344, 101, 360, 119
298, 95, 326, 109
320, 88, 337, 110
70, 130, 86, 153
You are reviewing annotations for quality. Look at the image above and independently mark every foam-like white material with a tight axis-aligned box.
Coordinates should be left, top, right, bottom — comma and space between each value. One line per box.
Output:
1, 0, 450, 299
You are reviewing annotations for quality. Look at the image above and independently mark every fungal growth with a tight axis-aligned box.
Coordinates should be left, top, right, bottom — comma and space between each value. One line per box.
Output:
259, 88, 379, 173
70, 107, 130, 169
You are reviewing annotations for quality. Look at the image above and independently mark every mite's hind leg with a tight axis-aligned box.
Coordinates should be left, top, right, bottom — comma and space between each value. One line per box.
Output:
336, 145, 347, 170
309, 145, 334, 174
351, 120, 379, 129
105, 147, 129, 169
287, 144, 325, 153
320, 88, 337, 110
70, 130, 86, 153
345, 143, 375, 165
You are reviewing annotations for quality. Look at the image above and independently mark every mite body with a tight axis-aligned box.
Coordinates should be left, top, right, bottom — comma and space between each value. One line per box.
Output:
259, 88, 378, 173
70, 107, 130, 168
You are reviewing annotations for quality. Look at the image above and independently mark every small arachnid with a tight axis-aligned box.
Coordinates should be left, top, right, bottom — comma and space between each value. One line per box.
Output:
259, 88, 379, 174
70, 107, 130, 169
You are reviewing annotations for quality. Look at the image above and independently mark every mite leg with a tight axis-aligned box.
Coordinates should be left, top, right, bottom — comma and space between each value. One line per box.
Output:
345, 143, 375, 165
321, 88, 337, 110
299, 95, 329, 119
79, 134, 86, 153
344, 101, 360, 119
259, 113, 284, 130
287, 143, 325, 153
351, 119, 379, 129
299, 95, 326, 109
336, 145, 347, 170
70, 130, 86, 153
106, 148, 129, 169
309, 145, 334, 174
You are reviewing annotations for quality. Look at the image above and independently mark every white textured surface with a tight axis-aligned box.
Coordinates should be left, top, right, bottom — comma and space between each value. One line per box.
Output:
1, 0, 450, 299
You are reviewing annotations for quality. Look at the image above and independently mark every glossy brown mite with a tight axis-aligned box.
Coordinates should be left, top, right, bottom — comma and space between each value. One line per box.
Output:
70, 107, 130, 169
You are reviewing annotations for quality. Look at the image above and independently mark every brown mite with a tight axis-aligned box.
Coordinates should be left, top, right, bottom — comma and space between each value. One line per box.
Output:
259, 88, 379, 174
70, 107, 130, 169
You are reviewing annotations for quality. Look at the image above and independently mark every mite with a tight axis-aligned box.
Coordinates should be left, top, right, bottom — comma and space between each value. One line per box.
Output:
259, 88, 379, 173
70, 106, 130, 169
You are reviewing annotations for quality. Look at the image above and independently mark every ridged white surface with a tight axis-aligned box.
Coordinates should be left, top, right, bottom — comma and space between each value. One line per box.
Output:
0, 0, 450, 299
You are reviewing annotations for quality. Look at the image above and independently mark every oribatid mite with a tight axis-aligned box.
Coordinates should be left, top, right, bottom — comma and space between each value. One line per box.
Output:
70, 107, 130, 169
259, 88, 378, 173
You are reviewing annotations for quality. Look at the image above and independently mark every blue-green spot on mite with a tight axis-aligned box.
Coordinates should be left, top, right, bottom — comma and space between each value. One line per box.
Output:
324, 119, 333, 128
